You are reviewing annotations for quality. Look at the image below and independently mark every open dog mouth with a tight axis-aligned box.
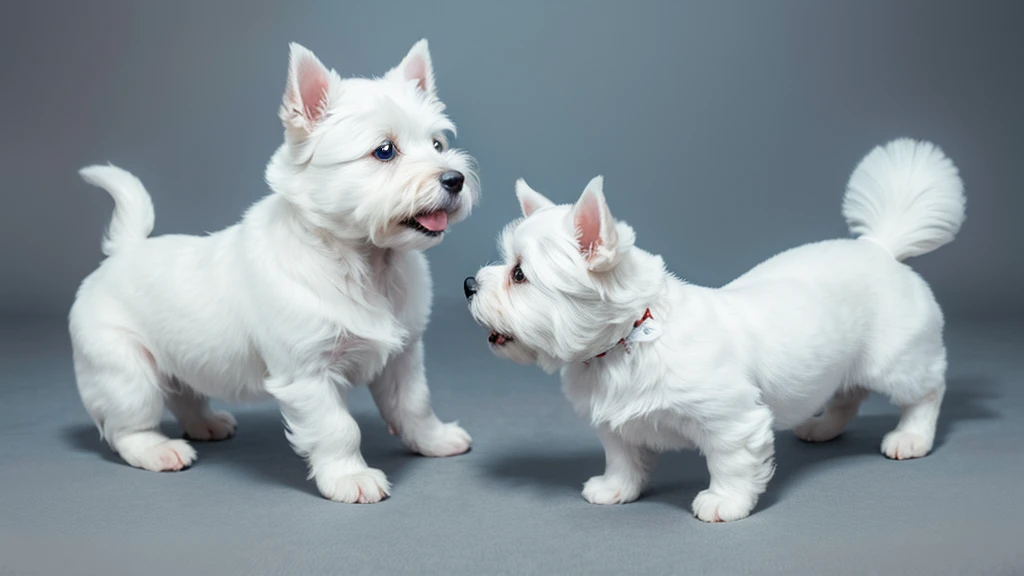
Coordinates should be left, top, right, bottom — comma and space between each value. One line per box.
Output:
488, 331, 514, 346
402, 210, 449, 237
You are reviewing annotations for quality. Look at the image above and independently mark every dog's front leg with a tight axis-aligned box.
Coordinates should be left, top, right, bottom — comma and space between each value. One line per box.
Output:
266, 373, 390, 503
369, 338, 471, 457
692, 403, 776, 522
582, 427, 656, 505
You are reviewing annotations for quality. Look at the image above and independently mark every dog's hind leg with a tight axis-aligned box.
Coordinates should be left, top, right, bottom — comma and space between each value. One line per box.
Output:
166, 384, 236, 442
72, 328, 196, 471
793, 386, 869, 443
880, 375, 945, 460
872, 342, 947, 460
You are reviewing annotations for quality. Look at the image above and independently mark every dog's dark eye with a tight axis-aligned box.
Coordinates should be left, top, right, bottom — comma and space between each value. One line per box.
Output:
433, 139, 444, 153
373, 141, 396, 161
511, 264, 527, 284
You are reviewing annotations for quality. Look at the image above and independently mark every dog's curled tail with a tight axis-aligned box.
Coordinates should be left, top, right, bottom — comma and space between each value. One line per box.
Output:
842, 139, 965, 261
79, 164, 155, 257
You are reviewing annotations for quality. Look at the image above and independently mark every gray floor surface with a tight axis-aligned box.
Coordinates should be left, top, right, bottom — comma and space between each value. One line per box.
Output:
1, 307, 1021, 575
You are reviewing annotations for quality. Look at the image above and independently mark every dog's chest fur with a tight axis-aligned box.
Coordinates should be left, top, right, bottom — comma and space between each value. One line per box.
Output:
562, 347, 700, 452
318, 248, 431, 385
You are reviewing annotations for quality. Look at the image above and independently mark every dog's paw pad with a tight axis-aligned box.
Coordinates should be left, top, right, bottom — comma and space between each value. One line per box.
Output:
317, 468, 391, 504
582, 475, 641, 505
183, 411, 237, 442
881, 431, 932, 460
692, 489, 753, 523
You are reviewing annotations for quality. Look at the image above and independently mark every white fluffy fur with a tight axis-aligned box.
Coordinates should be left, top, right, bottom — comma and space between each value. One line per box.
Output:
71, 40, 478, 502
468, 139, 964, 522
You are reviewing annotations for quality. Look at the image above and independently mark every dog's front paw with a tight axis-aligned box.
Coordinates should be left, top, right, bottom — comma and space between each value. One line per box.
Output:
122, 438, 197, 472
881, 431, 932, 460
582, 475, 642, 505
406, 422, 472, 458
692, 489, 754, 523
182, 410, 237, 442
316, 468, 391, 504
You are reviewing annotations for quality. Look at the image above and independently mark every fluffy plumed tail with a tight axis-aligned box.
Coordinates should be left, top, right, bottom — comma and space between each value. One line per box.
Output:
79, 165, 155, 256
842, 139, 965, 261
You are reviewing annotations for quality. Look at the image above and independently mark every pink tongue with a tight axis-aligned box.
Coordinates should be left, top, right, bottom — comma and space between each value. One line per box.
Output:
414, 211, 448, 232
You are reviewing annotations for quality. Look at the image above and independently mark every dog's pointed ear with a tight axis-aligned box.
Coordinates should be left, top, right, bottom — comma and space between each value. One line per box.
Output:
573, 176, 620, 272
280, 43, 332, 138
516, 179, 555, 217
387, 39, 436, 96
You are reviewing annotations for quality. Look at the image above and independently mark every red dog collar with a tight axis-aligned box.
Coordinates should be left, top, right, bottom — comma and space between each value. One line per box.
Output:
585, 308, 655, 365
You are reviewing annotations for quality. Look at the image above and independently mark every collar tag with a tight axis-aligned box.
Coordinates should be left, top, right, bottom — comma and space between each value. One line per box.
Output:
625, 318, 661, 345
584, 308, 659, 366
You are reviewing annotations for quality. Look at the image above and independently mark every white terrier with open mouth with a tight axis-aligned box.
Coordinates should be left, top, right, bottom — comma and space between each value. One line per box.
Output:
466, 139, 964, 521
71, 40, 478, 503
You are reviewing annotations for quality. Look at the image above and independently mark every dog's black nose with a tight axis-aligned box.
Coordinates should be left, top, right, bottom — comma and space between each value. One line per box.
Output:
441, 170, 465, 194
463, 277, 478, 299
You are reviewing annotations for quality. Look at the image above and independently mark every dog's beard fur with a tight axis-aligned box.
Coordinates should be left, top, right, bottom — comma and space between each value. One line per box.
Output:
467, 177, 665, 373
266, 43, 478, 251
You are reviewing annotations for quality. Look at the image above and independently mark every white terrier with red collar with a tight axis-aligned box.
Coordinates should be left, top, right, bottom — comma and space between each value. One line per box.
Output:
71, 40, 477, 502
465, 139, 964, 521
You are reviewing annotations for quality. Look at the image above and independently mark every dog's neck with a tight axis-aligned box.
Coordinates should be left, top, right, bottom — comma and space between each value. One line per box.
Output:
589, 291, 667, 364
540, 247, 670, 371
584, 308, 657, 365
602, 246, 669, 320
273, 195, 397, 283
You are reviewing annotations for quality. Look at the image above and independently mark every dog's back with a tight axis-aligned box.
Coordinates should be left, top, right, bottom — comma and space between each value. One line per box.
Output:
721, 139, 964, 429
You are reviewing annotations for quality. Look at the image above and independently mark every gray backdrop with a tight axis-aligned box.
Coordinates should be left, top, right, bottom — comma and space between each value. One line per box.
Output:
0, 0, 1021, 320
2, 3, 1023, 575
